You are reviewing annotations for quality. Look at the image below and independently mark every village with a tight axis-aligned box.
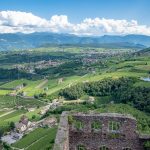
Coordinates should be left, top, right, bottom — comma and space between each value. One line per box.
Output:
13, 60, 63, 74
1, 99, 60, 145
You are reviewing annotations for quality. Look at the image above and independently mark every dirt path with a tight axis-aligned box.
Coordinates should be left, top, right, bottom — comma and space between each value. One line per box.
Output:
35, 79, 48, 89
0, 110, 15, 118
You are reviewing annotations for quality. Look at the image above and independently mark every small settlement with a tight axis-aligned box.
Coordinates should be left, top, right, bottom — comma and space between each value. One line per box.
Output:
1, 99, 60, 145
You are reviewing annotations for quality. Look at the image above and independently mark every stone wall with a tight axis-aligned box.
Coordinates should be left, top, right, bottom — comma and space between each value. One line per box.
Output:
54, 112, 150, 150
69, 113, 143, 150
53, 112, 69, 150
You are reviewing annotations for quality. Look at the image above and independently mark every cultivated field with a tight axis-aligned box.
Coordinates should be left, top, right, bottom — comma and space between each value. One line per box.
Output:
12, 127, 57, 150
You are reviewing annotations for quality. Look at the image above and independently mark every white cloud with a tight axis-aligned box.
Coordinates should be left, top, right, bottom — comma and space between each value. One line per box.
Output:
49, 15, 73, 32
0, 11, 150, 36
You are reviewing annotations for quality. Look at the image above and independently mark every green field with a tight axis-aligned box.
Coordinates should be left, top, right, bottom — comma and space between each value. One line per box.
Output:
0, 109, 41, 129
0, 79, 28, 89
46, 76, 83, 95
0, 79, 45, 96
44, 71, 149, 96
12, 127, 57, 150
0, 110, 7, 116
0, 68, 149, 97
0, 53, 149, 97
135, 65, 150, 71
0, 89, 12, 95
19, 79, 46, 96
0, 96, 45, 109
0, 110, 26, 122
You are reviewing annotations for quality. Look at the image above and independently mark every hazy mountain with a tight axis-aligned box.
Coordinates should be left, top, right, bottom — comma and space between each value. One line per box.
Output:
0, 32, 149, 51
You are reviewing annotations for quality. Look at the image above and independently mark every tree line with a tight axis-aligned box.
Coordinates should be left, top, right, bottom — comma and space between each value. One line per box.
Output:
59, 77, 150, 113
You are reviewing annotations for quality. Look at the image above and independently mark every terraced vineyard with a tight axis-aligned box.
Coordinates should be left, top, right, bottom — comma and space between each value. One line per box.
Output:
12, 127, 57, 150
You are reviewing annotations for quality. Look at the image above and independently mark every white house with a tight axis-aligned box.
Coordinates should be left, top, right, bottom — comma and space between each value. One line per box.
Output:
15, 122, 27, 133
15, 115, 31, 133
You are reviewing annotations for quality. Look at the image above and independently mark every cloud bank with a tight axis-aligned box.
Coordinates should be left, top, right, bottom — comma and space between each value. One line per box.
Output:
0, 11, 150, 36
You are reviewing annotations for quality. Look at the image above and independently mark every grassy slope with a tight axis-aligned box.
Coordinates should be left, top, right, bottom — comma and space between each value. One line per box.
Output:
0, 54, 149, 97
26, 70, 149, 96
0, 69, 148, 97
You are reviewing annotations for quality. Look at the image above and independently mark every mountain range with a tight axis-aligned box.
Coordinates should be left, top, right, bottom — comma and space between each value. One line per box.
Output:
0, 32, 150, 51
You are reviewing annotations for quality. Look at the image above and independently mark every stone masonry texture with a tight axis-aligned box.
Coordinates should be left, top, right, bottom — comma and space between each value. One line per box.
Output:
54, 112, 150, 150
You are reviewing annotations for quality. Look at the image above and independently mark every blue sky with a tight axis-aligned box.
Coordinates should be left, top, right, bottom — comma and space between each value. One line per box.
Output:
0, 0, 150, 35
0, 0, 149, 25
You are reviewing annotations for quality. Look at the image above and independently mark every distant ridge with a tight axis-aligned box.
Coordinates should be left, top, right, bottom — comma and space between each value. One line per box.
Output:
0, 32, 149, 51
135, 47, 150, 55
